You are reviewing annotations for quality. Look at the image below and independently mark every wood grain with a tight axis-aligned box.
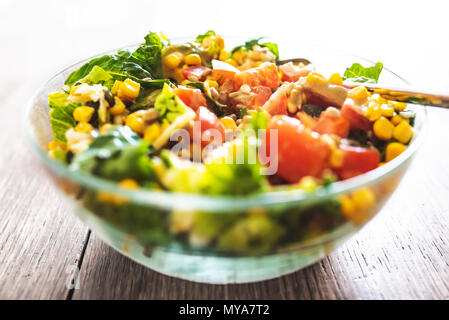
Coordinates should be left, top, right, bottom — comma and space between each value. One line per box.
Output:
71, 108, 449, 300
0, 83, 90, 300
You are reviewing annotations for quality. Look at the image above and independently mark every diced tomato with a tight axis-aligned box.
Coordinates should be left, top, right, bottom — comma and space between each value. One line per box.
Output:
261, 115, 331, 183
279, 62, 314, 82
335, 144, 380, 179
341, 99, 372, 131
234, 62, 280, 89
174, 86, 207, 111
182, 66, 211, 82
189, 106, 225, 147
262, 85, 288, 115
210, 59, 239, 82
313, 110, 350, 138
253, 86, 272, 106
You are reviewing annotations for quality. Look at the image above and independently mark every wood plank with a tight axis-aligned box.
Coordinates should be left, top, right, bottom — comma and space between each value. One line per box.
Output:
0, 84, 90, 299
72, 108, 449, 300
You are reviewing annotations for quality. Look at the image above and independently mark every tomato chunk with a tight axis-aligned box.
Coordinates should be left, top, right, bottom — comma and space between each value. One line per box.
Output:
336, 144, 380, 179
341, 99, 372, 131
182, 66, 211, 82
174, 86, 207, 111
234, 62, 280, 89
210, 59, 239, 82
189, 106, 225, 147
262, 85, 288, 115
313, 109, 350, 138
279, 62, 314, 82
261, 115, 331, 182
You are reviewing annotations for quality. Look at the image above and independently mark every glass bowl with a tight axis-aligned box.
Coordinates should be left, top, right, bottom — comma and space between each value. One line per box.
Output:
25, 38, 426, 284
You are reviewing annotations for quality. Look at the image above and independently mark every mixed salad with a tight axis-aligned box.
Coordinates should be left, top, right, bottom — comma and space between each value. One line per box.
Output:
46, 31, 416, 254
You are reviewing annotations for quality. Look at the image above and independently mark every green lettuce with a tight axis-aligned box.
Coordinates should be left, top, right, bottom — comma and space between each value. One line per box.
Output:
342, 62, 383, 83
48, 92, 79, 142
195, 30, 216, 43
70, 126, 154, 182
231, 38, 279, 60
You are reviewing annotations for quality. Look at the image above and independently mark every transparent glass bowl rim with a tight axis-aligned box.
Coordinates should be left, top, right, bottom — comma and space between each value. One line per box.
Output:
25, 39, 427, 212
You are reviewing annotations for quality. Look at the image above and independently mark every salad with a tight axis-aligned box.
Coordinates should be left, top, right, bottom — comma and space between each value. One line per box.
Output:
46, 31, 416, 255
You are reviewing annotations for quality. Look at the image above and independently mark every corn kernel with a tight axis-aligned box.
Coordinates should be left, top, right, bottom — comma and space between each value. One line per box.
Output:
109, 97, 126, 115
365, 105, 382, 121
164, 53, 182, 69
216, 37, 225, 50
205, 79, 219, 90
144, 123, 161, 142
351, 188, 375, 211
380, 105, 395, 117
393, 121, 413, 144
339, 195, 356, 218
306, 72, 327, 85
219, 50, 230, 61
298, 176, 317, 193
328, 73, 343, 85
378, 162, 386, 167
48, 141, 67, 151
373, 117, 395, 140
161, 119, 170, 132
111, 80, 122, 95
118, 79, 140, 101
391, 114, 408, 125
75, 122, 94, 134
391, 101, 407, 112
125, 113, 145, 134
348, 86, 368, 101
73, 106, 95, 123
220, 116, 237, 130
232, 50, 245, 64
226, 59, 238, 67
185, 53, 202, 65
385, 142, 407, 162
329, 149, 343, 168
119, 179, 139, 190
99, 123, 112, 134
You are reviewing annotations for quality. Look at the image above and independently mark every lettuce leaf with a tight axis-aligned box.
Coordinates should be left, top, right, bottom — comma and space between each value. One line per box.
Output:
195, 30, 216, 43
69, 126, 154, 182
342, 62, 383, 83
48, 92, 79, 142
231, 38, 279, 60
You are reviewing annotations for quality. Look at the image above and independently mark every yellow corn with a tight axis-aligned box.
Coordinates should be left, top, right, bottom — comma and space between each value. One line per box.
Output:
298, 176, 317, 193
378, 162, 386, 167
380, 104, 395, 117
391, 101, 407, 112
73, 106, 95, 123
329, 149, 343, 168
219, 50, 230, 61
391, 114, 408, 125
109, 97, 126, 115
75, 122, 94, 134
205, 79, 219, 90
184, 53, 202, 65
144, 123, 161, 142
48, 141, 67, 151
119, 179, 139, 190
232, 50, 245, 64
161, 119, 170, 132
306, 72, 328, 85
111, 80, 122, 95
339, 194, 356, 218
164, 53, 182, 69
393, 121, 413, 144
226, 59, 238, 67
385, 142, 407, 162
328, 73, 343, 85
365, 105, 382, 121
99, 123, 112, 134
125, 113, 145, 134
351, 188, 375, 211
216, 36, 225, 50
373, 117, 395, 140
173, 68, 185, 82
118, 79, 140, 101
220, 116, 237, 130
348, 86, 368, 100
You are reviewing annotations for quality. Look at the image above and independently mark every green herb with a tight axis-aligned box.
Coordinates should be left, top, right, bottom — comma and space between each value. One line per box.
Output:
231, 38, 279, 60
342, 62, 383, 83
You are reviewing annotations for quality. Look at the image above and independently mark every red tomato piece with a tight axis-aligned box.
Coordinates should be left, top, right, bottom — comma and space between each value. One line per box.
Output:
336, 144, 380, 179
234, 62, 280, 89
313, 110, 350, 138
189, 106, 225, 147
174, 87, 207, 111
253, 86, 272, 106
261, 115, 331, 183
262, 85, 288, 115
182, 66, 211, 82
210, 59, 239, 82
279, 62, 314, 82
341, 99, 372, 131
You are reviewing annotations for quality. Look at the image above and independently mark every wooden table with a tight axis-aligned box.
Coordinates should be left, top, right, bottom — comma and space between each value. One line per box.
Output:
1, 0, 449, 300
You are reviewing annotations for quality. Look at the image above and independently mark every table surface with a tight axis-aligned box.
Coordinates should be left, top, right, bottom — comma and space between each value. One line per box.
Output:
1, 0, 449, 300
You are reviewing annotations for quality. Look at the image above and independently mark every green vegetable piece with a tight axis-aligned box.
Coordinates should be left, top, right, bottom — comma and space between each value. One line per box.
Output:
76, 65, 112, 85
342, 62, 383, 83
48, 92, 79, 142
231, 38, 279, 60
154, 84, 187, 123
195, 30, 216, 44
